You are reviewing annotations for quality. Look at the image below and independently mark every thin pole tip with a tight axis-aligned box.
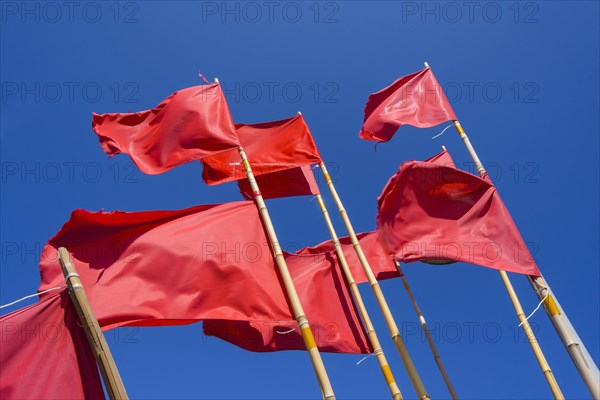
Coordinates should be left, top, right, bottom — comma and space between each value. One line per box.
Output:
213, 78, 219, 83
297, 111, 302, 115
424, 62, 430, 68
442, 145, 447, 151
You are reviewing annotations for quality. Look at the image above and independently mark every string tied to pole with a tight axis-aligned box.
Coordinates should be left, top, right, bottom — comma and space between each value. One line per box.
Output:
0, 286, 67, 309
432, 124, 454, 140
276, 327, 297, 335
356, 353, 376, 365
518, 289, 549, 327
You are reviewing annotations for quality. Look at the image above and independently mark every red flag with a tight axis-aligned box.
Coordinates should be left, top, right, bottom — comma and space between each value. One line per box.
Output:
376, 159, 541, 276
377, 149, 457, 215
203, 251, 371, 354
201, 115, 322, 185
237, 165, 320, 200
297, 231, 398, 284
92, 83, 239, 174
0, 291, 105, 400
295, 151, 456, 277
38, 202, 291, 328
38, 202, 369, 353
359, 68, 456, 142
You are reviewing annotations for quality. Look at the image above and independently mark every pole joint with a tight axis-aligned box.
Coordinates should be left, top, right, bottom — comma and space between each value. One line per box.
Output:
296, 316, 309, 328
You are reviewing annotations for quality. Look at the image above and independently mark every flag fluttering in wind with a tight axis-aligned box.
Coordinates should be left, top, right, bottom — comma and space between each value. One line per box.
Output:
203, 251, 371, 354
92, 83, 239, 174
201, 115, 322, 185
376, 152, 541, 276
237, 165, 320, 200
0, 291, 105, 400
297, 231, 398, 283
359, 67, 456, 142
37, 201, 369, 353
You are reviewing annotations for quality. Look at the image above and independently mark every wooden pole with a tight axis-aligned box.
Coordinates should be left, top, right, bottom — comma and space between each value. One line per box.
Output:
314, 192, 403, 400
529, 275, 600, 398
451, 119, 564, 399
394, 262, 458, 400
58, 247, 128, 400
439, 64, 596, 397
497, 269, 564, 399
319, 161, 430, 400
238, 147, 336, 399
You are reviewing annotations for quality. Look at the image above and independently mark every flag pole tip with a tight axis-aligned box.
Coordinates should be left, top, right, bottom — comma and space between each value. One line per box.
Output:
442, 145, 447, 151
424, 62, 430, 68
297, 111, 302, 115
214, 77, 219, 83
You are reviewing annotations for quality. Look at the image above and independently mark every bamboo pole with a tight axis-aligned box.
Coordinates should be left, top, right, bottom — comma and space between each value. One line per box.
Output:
238, 147, 336, 399
529, 275, 600, 398
450, 118, 564, 399
439, 60, 597, 395
57, 247, 128, 400
313, 191, 403, 400
318, 161, 430, 400
394, 262, 458, 400
497, 269, 564, 399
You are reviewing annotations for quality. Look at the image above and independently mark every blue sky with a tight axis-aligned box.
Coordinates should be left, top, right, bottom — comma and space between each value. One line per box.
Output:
1, 1, 598, 399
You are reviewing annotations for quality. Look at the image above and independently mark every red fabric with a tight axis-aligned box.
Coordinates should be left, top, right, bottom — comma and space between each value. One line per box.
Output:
92, 83, 239, 174
38, 202, 291, 329
0, 291, 105, 400
203, 251, 371, 354
38, 202, 369, 354
296, 231, 398, 284
238, 165, 320, 200
359, 68, 456, 142
424, 148, 456, 168
201, 115, 322, 185
376, 160, 541, 276
377, 149, 456, 212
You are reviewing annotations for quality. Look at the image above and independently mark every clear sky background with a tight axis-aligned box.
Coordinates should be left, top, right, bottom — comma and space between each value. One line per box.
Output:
1, 1, 598, 399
